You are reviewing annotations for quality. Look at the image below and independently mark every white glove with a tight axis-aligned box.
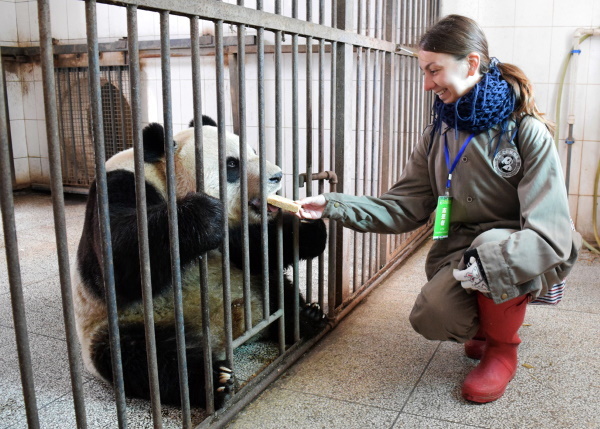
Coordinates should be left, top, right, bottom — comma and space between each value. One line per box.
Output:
453, 257, 490, 293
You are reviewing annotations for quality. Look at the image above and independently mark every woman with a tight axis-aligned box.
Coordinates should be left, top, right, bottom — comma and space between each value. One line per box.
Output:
296, 15, 582, 403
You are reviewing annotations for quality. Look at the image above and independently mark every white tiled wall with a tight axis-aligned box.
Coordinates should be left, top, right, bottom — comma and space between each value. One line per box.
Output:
442, 0, 600, 241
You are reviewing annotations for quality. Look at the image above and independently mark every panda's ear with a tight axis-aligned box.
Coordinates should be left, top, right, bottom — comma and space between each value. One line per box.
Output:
142, 123, 165, 163
188, 115, 217, 128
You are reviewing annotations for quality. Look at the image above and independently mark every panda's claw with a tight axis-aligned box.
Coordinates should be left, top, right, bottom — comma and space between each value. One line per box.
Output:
299, 301, 327, 337
213, 360, 234, 409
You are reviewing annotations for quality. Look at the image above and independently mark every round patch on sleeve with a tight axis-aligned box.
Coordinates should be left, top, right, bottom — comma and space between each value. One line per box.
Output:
493, 148, 521, 178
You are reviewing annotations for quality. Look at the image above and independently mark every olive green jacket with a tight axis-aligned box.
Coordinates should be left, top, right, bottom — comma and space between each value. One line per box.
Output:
323, 116, 582, 303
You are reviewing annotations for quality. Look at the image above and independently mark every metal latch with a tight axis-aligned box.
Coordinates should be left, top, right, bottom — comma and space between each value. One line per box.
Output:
298, 171, 338, 188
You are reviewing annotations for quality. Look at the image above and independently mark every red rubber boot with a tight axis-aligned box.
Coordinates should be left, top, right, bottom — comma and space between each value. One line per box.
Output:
461, 293, 528, 403
464, 327, 485, 360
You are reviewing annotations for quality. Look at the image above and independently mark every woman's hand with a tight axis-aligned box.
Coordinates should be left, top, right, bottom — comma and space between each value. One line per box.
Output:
295, 195, 327, 219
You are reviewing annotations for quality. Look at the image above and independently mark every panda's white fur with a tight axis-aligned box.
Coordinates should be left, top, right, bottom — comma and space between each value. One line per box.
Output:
73, 118, 327, 408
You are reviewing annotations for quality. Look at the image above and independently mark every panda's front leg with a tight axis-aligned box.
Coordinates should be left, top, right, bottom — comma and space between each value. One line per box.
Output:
228, 213, 326, 274
281, 213, 327, 263
299, 302, 328, 338
276, 278, 327, 343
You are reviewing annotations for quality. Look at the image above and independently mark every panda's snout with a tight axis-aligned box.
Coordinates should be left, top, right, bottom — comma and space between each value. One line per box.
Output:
269, 171, 283, 184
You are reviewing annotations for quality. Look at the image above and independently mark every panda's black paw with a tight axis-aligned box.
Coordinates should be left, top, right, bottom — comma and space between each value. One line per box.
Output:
298, 219, 327, 260
180, 192, 225, 250
213, 361, 234, 410
300, 303, 327, 338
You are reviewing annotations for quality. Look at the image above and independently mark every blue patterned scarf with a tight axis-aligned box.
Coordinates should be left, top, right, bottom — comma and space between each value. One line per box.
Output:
429, 58, 515, 153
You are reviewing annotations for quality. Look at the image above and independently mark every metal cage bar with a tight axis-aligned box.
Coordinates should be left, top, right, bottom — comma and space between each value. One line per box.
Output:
190, 14, 216, 416
160, 11, 193, 428
85, 1, 128, 427
234, 7, 253, 336
214, 17, 235, 378
126, 6, 163, 427
274, 0, 286, 354
305, 31, 314, 303
0, 53, 41, 429
257, 16, 270, 323
291, 0, 301, 341
38, 1, 89, 428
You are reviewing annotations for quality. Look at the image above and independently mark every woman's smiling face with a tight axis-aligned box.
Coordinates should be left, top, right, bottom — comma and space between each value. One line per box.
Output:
418, 50, 482, 103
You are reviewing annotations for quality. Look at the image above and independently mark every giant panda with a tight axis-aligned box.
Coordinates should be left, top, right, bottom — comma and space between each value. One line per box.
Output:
72, 115, 327, 409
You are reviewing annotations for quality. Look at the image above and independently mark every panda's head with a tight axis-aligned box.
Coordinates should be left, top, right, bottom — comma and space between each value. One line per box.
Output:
173, 123, 283, 226
107, 117, 283, 227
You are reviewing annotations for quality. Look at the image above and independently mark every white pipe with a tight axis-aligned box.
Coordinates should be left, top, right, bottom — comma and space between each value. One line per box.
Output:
567, 28, 600, 125
566, 35, 580, 127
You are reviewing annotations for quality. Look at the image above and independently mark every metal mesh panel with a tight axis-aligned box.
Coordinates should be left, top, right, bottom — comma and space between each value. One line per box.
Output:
55, 66, 132, 188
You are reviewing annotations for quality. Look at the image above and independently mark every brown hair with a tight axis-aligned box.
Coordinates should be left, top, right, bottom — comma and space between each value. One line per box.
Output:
419, 14, 554, 134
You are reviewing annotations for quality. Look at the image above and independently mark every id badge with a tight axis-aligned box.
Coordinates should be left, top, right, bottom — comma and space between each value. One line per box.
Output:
433, 195, 452, 240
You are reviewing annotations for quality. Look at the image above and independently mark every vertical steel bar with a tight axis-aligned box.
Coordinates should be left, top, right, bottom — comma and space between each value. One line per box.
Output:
366, 0, 371, 36
257, 18, 270, 319
38, 0, 89, 426
317, 35, 325, 307
319, 0, 325, 29
352, 45, 363, 293
275, 0, 286, 354
327, 38, 337, 317
400, 0, 408, 170
160, 11, 192, 428
215, 18, 235, 372
333, 1, 353, 308
378, 0, 396, 264
357, 0, 363, 35
0, 53, 41, 429
374, 0, 380, 39
361, 48, 370, 286
369, 50, 379, 278
353, 1, 365, 292
409, 0, 415, 157
305, 8, 314, 302
235, 0, 252, 333
377, 49, 385, 266
332, 0, 337, 28
190, 15, 214, 415
291, 1, 301, 341
410, 2, 420, 153
85, 1, 128, 427
416, 0, 424, 147
126, 7, 163, 427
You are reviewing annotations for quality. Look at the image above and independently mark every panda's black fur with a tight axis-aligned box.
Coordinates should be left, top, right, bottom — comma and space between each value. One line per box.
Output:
73, 115, 327, 409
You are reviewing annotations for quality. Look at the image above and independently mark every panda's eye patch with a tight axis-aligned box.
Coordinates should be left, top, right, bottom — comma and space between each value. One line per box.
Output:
226, 157, 239, 169
226, 157, 240, 183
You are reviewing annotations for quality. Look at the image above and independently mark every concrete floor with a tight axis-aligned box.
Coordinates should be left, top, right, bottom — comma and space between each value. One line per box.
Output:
1, 191, 599, 429
227, 226, 600, 427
